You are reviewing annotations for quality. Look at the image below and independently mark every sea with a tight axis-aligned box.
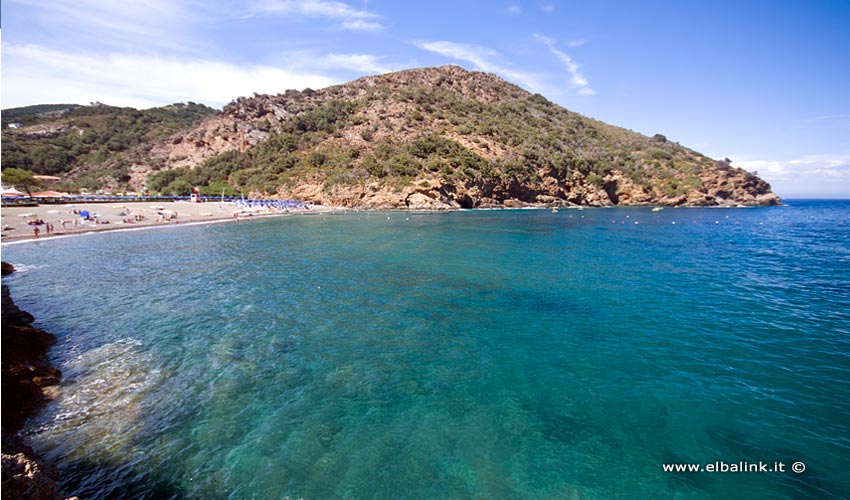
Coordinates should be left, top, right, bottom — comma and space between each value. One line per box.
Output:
2, 199, 848, 500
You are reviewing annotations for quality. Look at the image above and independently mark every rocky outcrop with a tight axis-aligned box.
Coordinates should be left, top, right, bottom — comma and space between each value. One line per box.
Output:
1, 263, 73, 500
1, 285, 61, 432
1, 262, 15, 276
2, 433, 74, 500
280, 163, 781, 209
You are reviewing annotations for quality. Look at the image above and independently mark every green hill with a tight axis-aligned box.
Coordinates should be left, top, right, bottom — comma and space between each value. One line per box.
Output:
1, 66, 778, 207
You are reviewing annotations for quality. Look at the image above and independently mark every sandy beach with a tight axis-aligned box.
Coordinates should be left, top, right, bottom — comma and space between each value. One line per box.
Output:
1, 200, 335, 243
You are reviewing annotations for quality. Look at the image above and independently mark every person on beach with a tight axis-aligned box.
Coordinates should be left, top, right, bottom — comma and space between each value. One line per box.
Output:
33, 227, 40, 239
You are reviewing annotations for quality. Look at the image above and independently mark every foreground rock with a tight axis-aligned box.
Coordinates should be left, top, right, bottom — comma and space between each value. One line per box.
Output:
1, 263, 75, 500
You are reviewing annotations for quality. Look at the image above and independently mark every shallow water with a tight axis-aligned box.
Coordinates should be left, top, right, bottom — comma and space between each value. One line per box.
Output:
3, 200, 849, 499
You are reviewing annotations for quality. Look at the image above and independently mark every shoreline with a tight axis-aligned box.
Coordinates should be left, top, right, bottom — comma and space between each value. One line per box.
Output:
1, 201, 341, 245
2, 201, 789, 245
1, 263, 75, 499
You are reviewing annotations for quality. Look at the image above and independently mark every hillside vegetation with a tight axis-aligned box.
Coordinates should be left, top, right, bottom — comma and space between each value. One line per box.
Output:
1, 66, 778, 207
2, 102, 215, 192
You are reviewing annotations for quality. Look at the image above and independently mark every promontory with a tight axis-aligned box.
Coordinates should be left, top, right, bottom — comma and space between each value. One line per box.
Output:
2, 65, 780, 209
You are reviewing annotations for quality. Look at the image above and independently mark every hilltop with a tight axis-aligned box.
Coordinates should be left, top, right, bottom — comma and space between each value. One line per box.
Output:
2, 66, 779, 208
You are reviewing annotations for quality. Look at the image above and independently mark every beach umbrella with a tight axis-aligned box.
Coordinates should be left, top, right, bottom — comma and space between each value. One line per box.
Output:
1, 187, 26, 197
80, 210, 90, 217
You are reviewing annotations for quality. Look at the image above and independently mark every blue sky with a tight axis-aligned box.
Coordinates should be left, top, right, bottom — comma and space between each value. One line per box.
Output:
2, 0, 849, 197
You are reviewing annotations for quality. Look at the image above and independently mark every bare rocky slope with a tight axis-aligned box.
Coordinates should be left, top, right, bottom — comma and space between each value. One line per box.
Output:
3, 66, 779, 208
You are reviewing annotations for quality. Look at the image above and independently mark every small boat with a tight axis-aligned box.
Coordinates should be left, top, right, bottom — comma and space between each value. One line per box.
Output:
551, 207, 559, 213
652, 207, 664, 212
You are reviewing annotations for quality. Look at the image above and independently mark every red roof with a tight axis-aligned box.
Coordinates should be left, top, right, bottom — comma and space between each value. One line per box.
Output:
32, 190, 72, 197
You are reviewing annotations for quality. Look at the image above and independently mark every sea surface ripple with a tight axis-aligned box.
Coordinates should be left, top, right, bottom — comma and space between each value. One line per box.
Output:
3, 200, 849, 499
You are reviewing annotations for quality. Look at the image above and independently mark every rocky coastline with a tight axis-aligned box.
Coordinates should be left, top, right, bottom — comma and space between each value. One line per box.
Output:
1, 262, 76, 500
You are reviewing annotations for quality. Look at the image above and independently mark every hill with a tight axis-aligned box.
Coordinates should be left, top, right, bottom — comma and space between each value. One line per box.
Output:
1, 102, 216, 192
1, 66, 779, 207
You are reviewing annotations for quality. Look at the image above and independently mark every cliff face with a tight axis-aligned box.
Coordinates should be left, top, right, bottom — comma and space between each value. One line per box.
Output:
3, 66, 780, 207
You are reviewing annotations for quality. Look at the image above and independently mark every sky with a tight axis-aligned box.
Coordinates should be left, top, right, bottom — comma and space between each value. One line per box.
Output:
1, 0, 849, 198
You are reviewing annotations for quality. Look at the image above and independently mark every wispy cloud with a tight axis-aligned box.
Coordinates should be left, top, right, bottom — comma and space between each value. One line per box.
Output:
322, 53, 395, 73
506, 4, 522, 15
1, 44, 340, 109
542, 4, 556, 13
340, 19, 384, 31
567, 39, 586, 48
801, 113, 850, 124
6, 0, 200, 52
735, 153, 850, 196
416, 40, 544, 92
534, 34, 595, 96
250, 0, 384, 30
273, 49, 411, 75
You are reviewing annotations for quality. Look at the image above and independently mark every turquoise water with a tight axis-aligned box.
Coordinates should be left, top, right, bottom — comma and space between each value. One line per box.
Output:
2, 200, 849, 499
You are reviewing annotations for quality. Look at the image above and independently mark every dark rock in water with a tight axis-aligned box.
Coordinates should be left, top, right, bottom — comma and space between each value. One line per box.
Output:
1, 262, 15, 276
2, 284, 61, 431
1, 433, 70, 500
1, 272, 73, 499
2, 284, 35, 326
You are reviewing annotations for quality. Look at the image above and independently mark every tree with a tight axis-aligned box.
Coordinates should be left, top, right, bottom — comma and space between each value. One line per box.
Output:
165, 179, 192, 196
2, 168, 42, 198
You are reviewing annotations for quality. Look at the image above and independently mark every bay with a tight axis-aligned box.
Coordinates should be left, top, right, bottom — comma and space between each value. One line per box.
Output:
3, 200, 849, 499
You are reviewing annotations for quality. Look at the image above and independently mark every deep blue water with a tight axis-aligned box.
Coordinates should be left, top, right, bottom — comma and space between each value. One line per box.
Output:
2, 200, 849, 500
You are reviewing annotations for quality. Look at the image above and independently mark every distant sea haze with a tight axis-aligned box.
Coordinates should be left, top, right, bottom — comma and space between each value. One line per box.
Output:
4, 200, 849, 499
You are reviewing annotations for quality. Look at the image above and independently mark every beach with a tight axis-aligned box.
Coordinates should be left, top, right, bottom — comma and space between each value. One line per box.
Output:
0, 200, 335, 243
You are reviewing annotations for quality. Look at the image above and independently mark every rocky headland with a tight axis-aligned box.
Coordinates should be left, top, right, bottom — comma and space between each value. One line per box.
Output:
3, 66, 780, 208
